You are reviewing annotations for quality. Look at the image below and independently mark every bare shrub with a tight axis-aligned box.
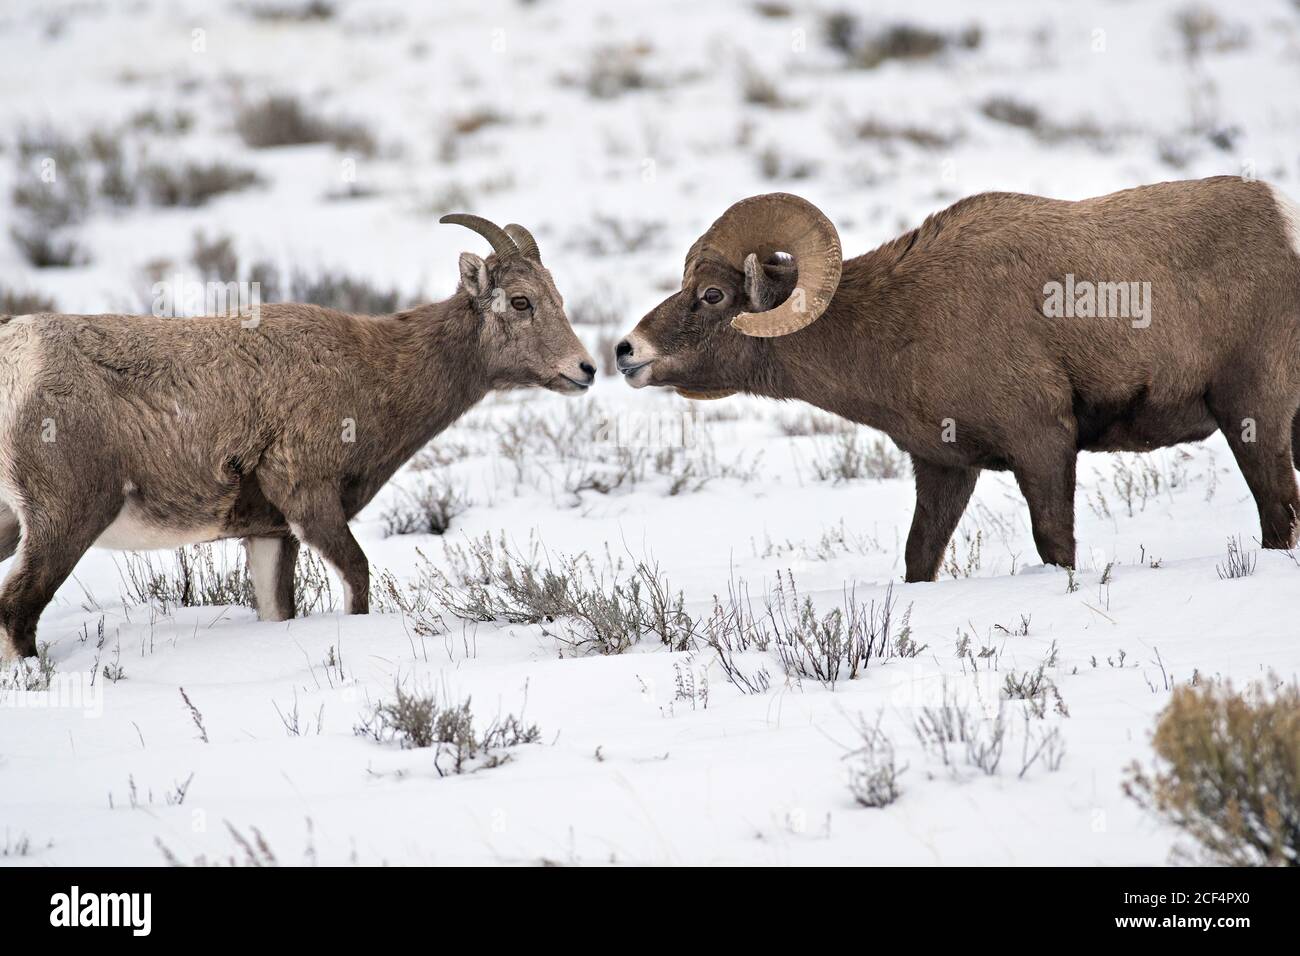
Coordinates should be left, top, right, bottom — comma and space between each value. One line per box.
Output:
186, 234, 413, 312
0, 643, 56, 692
765, 575, 911, 687
128, 107, 196, 135
139, 161, 262, 207
355, 682, 541, 775
702, 576, 773, 694
244, 0, 335, 21
844, 715, 905, 807
824, 15, 980, 69
9, 226, 88, 268
778, 409, 851, 436
1215, 535, 1256, 580
1173, 4, 1249, 61
117, 545, 253, 612
115, 542, 336, 615
10, 129, 94, 230
812, 431, 906, 481
447, 107, 508, 136
980, 96, 1113, 149
565, 42, 666, 99
424, 533, 696, 654
850, 116, 963, 151
941, 528, 982, 579
0, 286, 57, 314
157, 821, 284, 867
738, 56, 792, 108
757, 144, 817, 181
236, 95, 375, 154
568, 215, 666, 255
381, 474, 470, 537
1125, 677, 1298, 866
753, 520, 885, 563
493, 401, 757, 500
191, 231, 240, 281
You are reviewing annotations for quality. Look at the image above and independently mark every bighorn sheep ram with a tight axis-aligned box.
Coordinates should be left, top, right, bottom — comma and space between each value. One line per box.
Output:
0, 215, 595, 660
618, 178, 1300, 580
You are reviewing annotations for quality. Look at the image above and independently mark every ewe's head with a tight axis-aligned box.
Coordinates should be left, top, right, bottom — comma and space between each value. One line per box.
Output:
441, 214, 595, 394
616, 193, 841, 399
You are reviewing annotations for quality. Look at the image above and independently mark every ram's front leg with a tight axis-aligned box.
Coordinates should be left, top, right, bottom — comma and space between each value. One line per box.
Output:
904, 459, 979, 582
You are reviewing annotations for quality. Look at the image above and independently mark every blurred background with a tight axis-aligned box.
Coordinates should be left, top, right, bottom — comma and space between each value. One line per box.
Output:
1, 0, 1298, 358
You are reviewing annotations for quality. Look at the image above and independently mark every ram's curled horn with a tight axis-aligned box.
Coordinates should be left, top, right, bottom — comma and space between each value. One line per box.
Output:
689, 193, 843, 338
503, 223, 542, 261
438, 213, 518, 259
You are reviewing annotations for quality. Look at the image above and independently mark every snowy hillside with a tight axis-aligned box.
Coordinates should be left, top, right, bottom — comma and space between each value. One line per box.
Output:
2, 0, 1299, 865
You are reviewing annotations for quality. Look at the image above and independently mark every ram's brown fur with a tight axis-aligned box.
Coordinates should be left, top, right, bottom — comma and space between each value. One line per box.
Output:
620, 177, 1300, 580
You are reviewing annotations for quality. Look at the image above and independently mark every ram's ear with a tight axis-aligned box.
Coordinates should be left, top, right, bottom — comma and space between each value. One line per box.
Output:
458, 252, 490, 298
742, 253, 782, 311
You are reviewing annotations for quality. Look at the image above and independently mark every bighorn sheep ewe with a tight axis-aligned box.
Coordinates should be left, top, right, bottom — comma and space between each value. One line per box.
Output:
0, 215, 595, 660
618, 178, 1300, 580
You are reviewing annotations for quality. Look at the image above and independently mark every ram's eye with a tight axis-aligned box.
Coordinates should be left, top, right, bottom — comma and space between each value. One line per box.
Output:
702, 287, 724, 305
510, 296, 531, 311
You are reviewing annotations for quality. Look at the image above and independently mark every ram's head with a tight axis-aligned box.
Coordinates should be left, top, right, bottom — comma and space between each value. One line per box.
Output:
616, 193, 842, 399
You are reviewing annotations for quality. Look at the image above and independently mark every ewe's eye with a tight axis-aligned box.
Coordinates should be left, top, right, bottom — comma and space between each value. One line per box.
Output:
702, 287, 724, 305
510, 296, 531, 311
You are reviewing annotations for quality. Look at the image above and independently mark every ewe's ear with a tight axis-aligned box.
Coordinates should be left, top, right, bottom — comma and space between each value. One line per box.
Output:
743, 253, 777, 311
458, 252, 490, 298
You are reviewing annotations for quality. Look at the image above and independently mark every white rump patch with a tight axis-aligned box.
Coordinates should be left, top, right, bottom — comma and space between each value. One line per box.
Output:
1268, 184, 1300, 258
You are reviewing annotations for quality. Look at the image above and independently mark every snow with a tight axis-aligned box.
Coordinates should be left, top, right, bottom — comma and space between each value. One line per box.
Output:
2, 0, 1299, 865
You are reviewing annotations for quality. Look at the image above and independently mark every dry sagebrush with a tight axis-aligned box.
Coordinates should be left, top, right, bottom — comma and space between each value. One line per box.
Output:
1126, 677, 1298, 866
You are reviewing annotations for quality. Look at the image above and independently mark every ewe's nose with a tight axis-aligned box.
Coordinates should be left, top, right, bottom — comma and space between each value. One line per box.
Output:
579, 361, 596, 384
616, 340, 633, 360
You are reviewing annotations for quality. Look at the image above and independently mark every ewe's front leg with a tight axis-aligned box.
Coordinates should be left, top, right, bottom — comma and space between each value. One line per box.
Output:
265, 485, 369, 614
904, 459, 979, 582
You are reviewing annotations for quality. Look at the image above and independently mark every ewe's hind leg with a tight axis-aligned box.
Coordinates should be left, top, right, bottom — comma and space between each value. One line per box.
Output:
1213, 399, 1299, 549
0, 506, 20, 563
260, 483, 368, 614
904, 460, 979, 582
0, 498, 121, 659
244, 535, 299, 622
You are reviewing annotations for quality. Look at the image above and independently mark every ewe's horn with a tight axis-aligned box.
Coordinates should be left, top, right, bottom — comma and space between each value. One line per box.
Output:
690, 193, 842, 338
439, 213, 517, 259
504, 223, 541, 261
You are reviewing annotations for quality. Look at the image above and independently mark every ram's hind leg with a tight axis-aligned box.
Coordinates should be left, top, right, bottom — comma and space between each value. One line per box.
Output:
1011, 442, 1079, 570
244, 535, 299, 622
0, 496, 122, 660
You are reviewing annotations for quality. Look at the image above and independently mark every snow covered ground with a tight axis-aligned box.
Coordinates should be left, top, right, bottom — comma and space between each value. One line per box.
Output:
2, 0, 1299, 865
